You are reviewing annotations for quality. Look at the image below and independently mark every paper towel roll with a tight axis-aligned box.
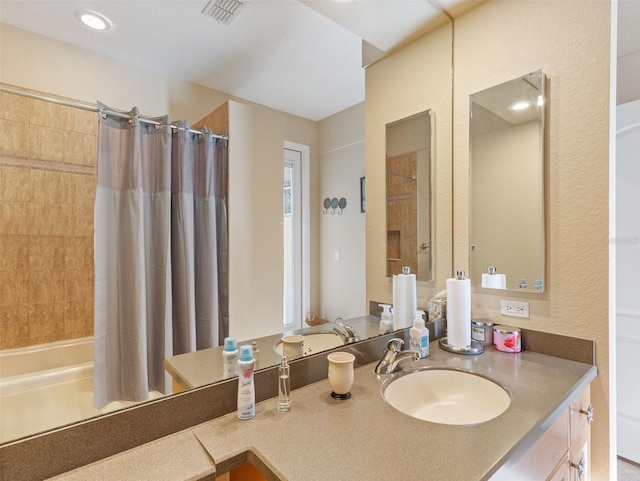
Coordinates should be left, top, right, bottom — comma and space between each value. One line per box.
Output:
446, 277, 471, 348
393, 271, 417, 329
482, 273, 506, 289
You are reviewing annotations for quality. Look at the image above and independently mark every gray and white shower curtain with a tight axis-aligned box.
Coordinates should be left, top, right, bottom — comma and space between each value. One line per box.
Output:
94, 104, 228, 407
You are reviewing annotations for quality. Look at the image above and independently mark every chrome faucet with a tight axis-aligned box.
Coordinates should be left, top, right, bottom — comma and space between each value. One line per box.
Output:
332, 319, 361, 344
375, 338, 419, 374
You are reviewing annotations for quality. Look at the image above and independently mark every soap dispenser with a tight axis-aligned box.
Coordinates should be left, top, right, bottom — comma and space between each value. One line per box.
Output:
409, 310, 429, 358
379, 304, 394, 334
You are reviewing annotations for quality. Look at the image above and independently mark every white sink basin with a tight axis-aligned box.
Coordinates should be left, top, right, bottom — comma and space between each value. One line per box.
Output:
383, 368, 511, 425
273, 332, 344, 356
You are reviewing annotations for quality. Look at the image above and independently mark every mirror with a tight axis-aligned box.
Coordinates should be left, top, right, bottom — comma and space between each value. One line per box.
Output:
469, 69, 546, 292
0, 8, 454, 446
386, 110, 433, 282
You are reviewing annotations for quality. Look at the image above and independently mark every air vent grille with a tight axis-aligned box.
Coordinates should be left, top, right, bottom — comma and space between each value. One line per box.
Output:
201, 0, 246, 25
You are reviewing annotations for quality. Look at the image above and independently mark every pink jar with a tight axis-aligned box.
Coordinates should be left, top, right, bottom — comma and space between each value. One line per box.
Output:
493, 325, 522, 353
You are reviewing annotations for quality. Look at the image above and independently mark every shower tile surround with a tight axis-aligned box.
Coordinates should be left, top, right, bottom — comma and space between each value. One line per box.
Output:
0, 86, 96, 349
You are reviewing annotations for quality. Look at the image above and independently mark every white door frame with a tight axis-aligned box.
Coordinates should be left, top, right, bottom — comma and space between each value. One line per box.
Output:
284, 141, 310, 330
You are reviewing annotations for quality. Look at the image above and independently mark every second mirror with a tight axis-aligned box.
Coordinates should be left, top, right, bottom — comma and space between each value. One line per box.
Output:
386, 110, 433, 282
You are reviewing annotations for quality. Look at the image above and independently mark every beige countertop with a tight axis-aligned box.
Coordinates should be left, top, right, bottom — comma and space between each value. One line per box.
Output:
164, 316, 383, 389
53, 340, 596, 481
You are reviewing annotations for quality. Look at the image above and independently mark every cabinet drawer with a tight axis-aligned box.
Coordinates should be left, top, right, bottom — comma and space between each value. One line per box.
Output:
570, 386, 592, 445
570, 427, 591, 481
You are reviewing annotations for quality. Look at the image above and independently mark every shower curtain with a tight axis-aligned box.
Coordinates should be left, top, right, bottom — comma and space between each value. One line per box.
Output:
94, 105, 228, 407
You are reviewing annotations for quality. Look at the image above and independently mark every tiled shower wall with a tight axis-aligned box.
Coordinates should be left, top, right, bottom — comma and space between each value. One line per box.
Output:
0, 87, 96, 349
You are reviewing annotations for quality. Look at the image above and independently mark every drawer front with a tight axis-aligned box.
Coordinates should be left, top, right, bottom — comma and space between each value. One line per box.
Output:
548, 459, 570, 481
570, 427, 591, 481
570, 386, 592, 445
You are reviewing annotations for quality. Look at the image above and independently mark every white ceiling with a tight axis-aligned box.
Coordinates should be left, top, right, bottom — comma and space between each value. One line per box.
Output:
2, 1, 636, 118
0, 0, 455, 121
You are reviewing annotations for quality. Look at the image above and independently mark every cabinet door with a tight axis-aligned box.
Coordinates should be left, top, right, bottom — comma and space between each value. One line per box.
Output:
570, 428, 591, 481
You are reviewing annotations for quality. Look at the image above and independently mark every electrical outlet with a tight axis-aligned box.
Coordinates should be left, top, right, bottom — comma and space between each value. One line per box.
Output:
500, 299, 530, 318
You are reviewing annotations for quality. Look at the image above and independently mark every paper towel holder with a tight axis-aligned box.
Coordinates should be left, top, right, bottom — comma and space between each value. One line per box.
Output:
438, 338, 484, 355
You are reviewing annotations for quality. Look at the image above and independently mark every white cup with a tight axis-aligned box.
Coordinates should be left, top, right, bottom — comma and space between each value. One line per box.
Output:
327, 352, 355, 400
281, 335, 304, 360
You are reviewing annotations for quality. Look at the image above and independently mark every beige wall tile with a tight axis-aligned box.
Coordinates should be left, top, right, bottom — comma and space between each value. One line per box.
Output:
65, 107, 98, 135
0, 91, 30, 122
29, 236, 65, 271
27, 202, 49, 235
30, 124, 64, 163
65, 268, 93, 301
74, 205, 94, 237
0, 118, 29, 158
75, 173, 96, 206
31, 168, 64, 205
0, 234, 30, 271
65, 237, 93, 270
29, 267, 65, 303
64, 130, 96, 167
0, 165, 31, 202
29, 98, 67, 128
1, 201, 30, 235
65, 299, 93, 333
0, 303, 30, 349
1, 267, 29, 305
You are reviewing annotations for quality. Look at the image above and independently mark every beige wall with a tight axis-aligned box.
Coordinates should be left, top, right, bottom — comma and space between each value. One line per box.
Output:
226, 100, 318, 341
366, 1, 611, 477
317, 102, 366, 321
365, 21, 453, 308
453, 2, 611, 478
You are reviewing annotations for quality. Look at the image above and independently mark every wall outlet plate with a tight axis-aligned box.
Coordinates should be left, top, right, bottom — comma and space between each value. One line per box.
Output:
500, 299, 530, 318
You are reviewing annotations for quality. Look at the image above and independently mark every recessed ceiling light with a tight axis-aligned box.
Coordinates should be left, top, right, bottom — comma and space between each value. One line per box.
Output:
509, 101, 530, 111
75, 10, 112, 31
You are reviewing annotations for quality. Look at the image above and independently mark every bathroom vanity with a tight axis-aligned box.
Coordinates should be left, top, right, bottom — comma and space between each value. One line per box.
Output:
47, 330, 596, 481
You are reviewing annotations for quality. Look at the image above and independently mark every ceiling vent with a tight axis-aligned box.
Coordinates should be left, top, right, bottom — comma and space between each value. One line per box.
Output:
201, 0, 246, 25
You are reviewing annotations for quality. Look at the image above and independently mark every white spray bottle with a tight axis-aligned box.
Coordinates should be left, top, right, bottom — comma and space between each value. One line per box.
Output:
237, 345, 255, 420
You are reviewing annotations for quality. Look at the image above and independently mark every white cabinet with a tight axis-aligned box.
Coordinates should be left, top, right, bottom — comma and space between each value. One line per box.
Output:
491, 384, 592, 481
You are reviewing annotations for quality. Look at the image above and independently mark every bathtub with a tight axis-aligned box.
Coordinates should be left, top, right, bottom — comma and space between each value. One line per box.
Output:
0, 337, 163, 443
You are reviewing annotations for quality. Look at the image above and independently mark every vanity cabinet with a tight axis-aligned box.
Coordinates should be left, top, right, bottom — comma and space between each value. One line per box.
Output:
491, 385, 592, 481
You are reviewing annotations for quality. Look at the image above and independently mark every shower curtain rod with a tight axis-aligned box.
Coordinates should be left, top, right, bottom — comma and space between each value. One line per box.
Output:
0, 86, 228, 140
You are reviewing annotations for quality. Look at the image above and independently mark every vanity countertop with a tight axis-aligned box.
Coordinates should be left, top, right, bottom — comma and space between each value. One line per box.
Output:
164, 316, 383, 389
53, 341, 596, 481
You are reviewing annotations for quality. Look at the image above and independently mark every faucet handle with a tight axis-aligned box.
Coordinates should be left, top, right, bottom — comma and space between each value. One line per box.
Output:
386, 338, 404, 352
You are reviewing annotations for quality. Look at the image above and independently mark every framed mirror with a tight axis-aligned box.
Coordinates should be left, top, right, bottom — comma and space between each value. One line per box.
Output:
385, 110, 433, 282
469, 69, 546, 292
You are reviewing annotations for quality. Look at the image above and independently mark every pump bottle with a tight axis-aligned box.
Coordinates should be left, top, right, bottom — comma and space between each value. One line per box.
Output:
379, 304, 394, 334
409, 310, 429, 358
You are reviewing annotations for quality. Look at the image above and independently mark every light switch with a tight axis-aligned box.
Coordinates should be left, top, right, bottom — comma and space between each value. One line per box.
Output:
334, 250, 340, 261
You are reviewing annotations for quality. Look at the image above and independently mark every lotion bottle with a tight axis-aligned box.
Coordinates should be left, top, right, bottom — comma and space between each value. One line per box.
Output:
222, 336, 238, 378
237, 345, 255, 420
379, 304, 394, 334
409, 310, 429, 358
